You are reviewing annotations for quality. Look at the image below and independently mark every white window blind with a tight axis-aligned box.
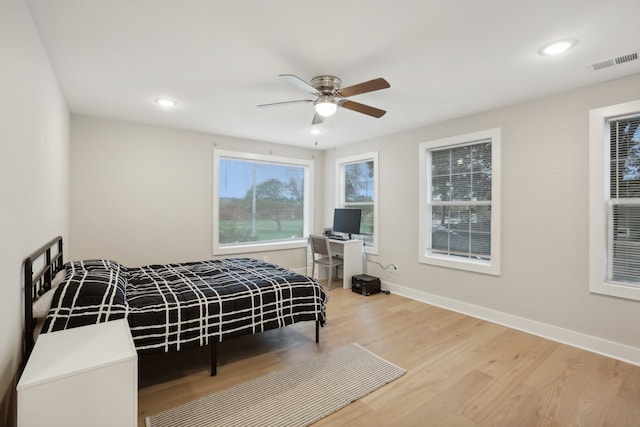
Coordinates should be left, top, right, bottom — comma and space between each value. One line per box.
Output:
430, 141, 492, 260
419, 128, 500, 275
607, 114, 640, 286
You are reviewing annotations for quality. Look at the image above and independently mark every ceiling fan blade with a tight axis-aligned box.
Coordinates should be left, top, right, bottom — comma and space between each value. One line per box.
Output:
279, 74, 320, 95
257, 99, 313, 108
340, 100, 386, 118
337, 78, 390, 98
311, 113, 325, 125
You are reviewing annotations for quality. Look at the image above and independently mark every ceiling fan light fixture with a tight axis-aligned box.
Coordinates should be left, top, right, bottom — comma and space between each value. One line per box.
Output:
314, 96, 338, 117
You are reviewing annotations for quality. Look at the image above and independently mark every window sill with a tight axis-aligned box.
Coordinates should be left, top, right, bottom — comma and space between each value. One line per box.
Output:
590, 280, 640, 302
420, 253, 500, 276
213, 239, 307, 256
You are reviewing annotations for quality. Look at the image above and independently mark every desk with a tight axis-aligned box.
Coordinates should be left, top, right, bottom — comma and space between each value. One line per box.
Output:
328, 238, 364, 289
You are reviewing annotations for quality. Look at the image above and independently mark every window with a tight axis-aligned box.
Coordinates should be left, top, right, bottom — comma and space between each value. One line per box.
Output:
336, 152, 378, 253
589, 100, 640, 300
213, 150, 313, 255
419, 129, 501, 275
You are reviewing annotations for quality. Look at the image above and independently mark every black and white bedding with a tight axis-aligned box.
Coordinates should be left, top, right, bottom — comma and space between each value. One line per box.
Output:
43, 258, 327, 353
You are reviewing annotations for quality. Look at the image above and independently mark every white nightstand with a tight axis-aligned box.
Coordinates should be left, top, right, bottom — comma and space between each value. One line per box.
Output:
17, 319, 138, 427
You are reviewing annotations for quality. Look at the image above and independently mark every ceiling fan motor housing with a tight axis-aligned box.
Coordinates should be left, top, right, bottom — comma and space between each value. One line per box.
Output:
311, 75, 341, 94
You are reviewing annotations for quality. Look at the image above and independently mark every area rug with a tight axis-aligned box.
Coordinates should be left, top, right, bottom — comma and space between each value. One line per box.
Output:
146, 343, 406, 427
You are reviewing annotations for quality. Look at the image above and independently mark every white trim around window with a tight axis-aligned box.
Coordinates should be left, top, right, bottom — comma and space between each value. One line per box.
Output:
335, 152, 379, 254
212, 149, 313, 255
589, 100, 640, 301
418, 128, 501, 275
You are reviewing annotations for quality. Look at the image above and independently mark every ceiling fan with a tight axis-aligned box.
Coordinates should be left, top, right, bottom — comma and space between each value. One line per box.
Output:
258, 74, 390, 125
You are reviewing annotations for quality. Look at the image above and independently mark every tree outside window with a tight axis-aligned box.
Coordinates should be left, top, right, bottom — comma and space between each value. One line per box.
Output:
344, 160, 374, 234
214, 151, 312, 254
337, 152, 378, 253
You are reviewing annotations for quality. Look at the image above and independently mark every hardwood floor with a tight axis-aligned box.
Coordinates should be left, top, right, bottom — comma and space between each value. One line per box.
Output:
138, 287, 640, 426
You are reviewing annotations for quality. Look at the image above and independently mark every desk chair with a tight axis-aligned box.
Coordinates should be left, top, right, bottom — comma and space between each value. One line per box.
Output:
308, 235, 344, 289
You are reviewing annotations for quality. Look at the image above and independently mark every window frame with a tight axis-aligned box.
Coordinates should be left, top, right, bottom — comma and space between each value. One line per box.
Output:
589, 100, 640, 301
212, 149, 313, 255
418, 128, 501, 275
335, 152, 379, 254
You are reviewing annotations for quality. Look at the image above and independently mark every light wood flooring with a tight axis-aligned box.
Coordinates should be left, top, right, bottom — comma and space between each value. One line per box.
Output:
138, 286, 640, 427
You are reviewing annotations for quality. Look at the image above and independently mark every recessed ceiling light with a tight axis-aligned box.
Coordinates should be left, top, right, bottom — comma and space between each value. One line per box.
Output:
539, 40, 576, 56
309, 128, 321, 135
155, 98, 177, 108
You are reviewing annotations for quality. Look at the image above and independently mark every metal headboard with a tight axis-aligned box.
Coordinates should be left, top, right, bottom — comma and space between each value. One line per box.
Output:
23, 236, 64, 370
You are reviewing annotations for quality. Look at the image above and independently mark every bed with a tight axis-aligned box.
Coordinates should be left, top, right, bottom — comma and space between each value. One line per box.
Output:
23, 236, 328, 376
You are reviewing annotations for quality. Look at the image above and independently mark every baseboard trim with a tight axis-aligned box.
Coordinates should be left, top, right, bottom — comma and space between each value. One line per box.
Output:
292, 267, 308, 275
383, 280, 640, 367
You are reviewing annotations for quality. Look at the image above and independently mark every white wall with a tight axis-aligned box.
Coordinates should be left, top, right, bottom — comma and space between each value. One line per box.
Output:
324, 73, 640, 364
0, 0, 69, 425
70, 115, 324, 270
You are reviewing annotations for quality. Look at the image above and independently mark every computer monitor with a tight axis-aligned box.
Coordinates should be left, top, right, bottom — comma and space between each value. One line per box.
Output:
332, 208, 362, 239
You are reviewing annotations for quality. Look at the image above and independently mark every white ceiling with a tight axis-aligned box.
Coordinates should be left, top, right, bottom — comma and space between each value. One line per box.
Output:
27, 0, 640, 150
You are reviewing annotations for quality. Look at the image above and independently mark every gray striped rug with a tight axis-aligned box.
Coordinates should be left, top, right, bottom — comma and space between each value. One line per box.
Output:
146, 343, 406, 427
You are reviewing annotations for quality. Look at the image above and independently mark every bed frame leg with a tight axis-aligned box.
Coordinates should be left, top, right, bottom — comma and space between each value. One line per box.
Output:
315, 320, 320, 343
210, 341, 217, 376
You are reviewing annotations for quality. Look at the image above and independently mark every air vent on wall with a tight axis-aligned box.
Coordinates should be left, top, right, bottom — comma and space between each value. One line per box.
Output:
589, 50, 639, 71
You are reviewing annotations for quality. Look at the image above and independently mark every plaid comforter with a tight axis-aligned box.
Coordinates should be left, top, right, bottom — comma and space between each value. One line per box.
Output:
43, 258, 327, 353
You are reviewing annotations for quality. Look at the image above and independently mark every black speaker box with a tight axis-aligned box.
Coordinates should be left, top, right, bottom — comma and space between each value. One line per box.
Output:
351, 274, 381, 296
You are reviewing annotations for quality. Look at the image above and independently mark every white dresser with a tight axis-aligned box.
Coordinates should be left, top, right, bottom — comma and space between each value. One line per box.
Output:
17, 319, 138, 427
